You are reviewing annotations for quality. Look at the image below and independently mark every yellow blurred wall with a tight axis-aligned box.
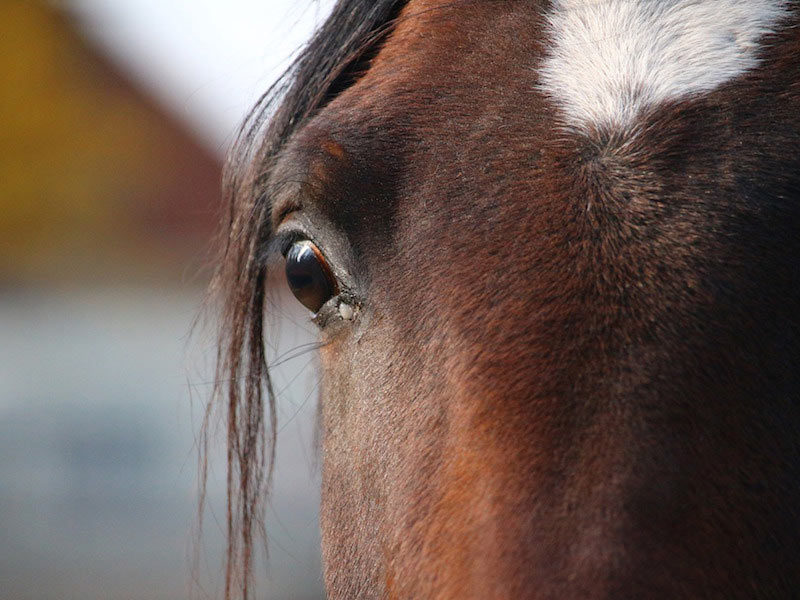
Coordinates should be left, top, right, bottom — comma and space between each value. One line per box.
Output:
0, 1, 223, 285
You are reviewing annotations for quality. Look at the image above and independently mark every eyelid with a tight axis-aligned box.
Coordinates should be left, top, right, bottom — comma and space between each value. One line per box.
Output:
272, 227, 331, 276
259, 228, 301, 266
273, 205, 300, 230
265, 151, 305, 231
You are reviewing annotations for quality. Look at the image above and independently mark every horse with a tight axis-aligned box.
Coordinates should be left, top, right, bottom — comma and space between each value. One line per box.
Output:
209, 0, 800, 597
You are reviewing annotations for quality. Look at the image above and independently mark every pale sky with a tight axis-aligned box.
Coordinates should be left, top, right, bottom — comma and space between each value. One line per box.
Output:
67, 0, 335, 156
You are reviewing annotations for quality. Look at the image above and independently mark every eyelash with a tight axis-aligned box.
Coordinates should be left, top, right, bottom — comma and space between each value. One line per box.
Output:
275, 230, 305, 258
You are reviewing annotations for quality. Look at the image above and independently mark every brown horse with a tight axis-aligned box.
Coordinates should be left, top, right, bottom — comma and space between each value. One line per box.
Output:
210, 0, 800, 597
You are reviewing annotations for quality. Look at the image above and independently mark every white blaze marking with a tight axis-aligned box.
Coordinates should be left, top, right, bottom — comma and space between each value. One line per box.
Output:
539, 0, 789, 131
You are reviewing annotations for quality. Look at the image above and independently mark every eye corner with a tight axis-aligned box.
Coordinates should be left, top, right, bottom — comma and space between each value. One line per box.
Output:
311, 295, 362, 330
336, 298, 357, 321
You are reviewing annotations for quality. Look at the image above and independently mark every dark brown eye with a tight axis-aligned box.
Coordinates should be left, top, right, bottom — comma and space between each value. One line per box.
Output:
284, 240, 338, 313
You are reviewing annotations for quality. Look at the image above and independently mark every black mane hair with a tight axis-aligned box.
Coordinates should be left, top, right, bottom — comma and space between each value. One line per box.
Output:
203, 1, 406, 598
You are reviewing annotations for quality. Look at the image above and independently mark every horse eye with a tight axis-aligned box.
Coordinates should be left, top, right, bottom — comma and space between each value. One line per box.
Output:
284, 240, 338, 313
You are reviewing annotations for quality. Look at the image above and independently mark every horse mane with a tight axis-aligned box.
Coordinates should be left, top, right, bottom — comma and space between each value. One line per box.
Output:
203, 1, 406, 597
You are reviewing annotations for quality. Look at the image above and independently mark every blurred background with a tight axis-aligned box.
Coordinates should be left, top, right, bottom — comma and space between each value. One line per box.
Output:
0, 1, 333, 598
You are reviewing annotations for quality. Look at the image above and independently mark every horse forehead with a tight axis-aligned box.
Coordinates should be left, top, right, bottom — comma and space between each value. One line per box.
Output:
540, 0, 790, 130
376, 0, 789, 127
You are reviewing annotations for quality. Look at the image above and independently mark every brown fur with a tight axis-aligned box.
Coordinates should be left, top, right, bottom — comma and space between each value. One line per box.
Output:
213, 0, 800, 597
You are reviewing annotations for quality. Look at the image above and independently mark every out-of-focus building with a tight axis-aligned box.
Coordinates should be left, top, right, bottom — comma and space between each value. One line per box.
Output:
0, 2, 324, 599
1, 0, 222, 286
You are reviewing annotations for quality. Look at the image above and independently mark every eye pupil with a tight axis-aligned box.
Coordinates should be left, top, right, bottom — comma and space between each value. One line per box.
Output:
284, 240, 337, 313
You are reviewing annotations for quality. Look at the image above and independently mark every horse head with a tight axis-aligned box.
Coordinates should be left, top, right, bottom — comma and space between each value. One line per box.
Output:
213, 1, 800, 597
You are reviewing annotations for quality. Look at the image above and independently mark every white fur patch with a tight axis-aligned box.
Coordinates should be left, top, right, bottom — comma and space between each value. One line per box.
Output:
539, 0, 789, 131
